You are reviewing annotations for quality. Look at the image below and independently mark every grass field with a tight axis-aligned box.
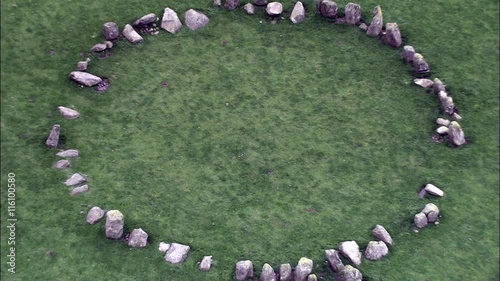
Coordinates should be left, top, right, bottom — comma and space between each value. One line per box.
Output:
1, 0, 498, 280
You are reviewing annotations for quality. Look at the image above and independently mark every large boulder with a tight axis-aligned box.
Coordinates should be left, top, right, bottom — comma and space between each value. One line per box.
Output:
161, 8, 182, 34
133, 13, 157, 27
424, 183, 444, 197
54, 159, 70, 170
344, 3, 361, 25
266, 2, 283, 16
340, 265, 362, 281
339, 241, 362, 266
235, 260, 253, 280
128, 228, 148, 248
70, 184, 89, 195
372, 224, 393, 246
86, 206, 105, 224
317, 0, 338, 19
164, 243, 190, 264
364, 241, 389, 261
184, 9, 209, 31
64, 173, 87, 186
412, 53, 430, 75
385, 22, 402, 47
122, 24, 143, 43
225, 0, 240, 10
422, 203, 440, 223
260, 263, 276, 281
414, 212, 428, 228
102, 22, 119, 40
325, 249, 344, 273
294, 257, 313, 281
58, 106, 80, 119
56, 149, 80, 158
105, 210, 124, 239
244, 3, 256, 15
366, 6, 383, 37
199, 255, 212, 271
448, 121, 466, 146
46, 124, 60, 148
69, 71, 102, 87
279, 264, 293, 281
290, 1, 306, 24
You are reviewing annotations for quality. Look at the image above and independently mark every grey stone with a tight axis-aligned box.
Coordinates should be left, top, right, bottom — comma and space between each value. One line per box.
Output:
105, 210, 124, 239
104, 41, 113, 49
65, 173, 87, 186
279, 264, 292, 281
449, 122, 465, 146
422, 203, 440, 223
339, 241, 362, 266
438, 91, 455, 115
266, 2, 283, 16
122, 24, 143, 43
184, 9, 209, 31
91, 43, 107, 52
385, 22, 402, 47
412, 53, 430, 75
58, 106, 80, 119
235, 260, 253, 280
54, 159, 70, 170
424, 183, 444, 197
214, 0, 222, 7
133, 13, 156, 27
344, 3, 361, 25
340, 265, 362, 281
46, 124, 60, 148
414, 212, 428, 228
244, 3, 256, 15
158, 242, 170, 253
433, 78, 446, 94
367, 6, 383, 37
102, 22, 119, 40
317, 0, 338, 19
290, 1, 306, 24
436, 118, 451, 126
161, 8, 182, 34
225, 0, 240, 10
86, 206, 105, 224
164, 243, 190, 264
260, 263, 276, 281
128, 228, 148, 248
325, 249, 344, 273
364, 241, 389, 261
294, 257, 313, 281
436, 126, 449, 135
414, 78, 434, 88
402, 45, 415, 63
69, 71, 102, 87
372, 224, 393, 246
56, 149, 80, 158
199, 255, 212, 271
70, 184, 89, 195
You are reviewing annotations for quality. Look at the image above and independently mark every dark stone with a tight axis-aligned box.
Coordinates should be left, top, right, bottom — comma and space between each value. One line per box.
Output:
225, 0, 240, 10
102, 22, 119, 40
317, 0, 338, 19
46, 124, 60, 148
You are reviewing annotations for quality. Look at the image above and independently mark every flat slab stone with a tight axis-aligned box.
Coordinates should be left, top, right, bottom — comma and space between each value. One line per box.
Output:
164, 243, 190, 264
325, 249, 344, 273
424, 183, 444, 197
70, 184, 89, 195
133, 13, 156, 27
122, 24, 143, 44
58, 106, 80, 119
69, 71, 102, 87
65, 173, 87, 186
54, 159, 70, 170
372, 224, 393, 245
56, 149, 80, 158
414, 78, 434, 88
339, 241, 362, 266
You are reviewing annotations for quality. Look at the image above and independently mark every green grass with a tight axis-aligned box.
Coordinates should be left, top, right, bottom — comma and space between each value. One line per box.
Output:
1, 0, 498, 280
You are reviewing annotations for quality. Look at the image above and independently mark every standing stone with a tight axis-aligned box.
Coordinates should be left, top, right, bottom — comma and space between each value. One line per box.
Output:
294, 257, 313, 281
261, 263, 276, 281
339, 241, 362, 266
412, 53, 430, 75
422, 203, 440, 223
244, 3, 256, 15
102, 22, 120, 40
438, 91, 455, 115
414, 78, 434, 88
372, 224, 393, 246
86, 206, 105, 224
424, 183, 445, 197
158, 242, 170, 253
385, 22, 402, 47
214, 0, 222, 7
414, 212, 428, 228
133, 13, 157, 27
290, 1, 306, 24
235, 260, 253, 281
184, 9, 209, 31
340, 265, 362, 281
54, 159, 70, 170
105, 210, 124, 239
402, 45, 416, 63
366, 6, 383, 37
279, 264, 293, 281
344, 3, 361, 25
325, 249, 344, 273
266, 2, 283, 16
448, 121, 466, 146
56, 149, 80, 158
161, 8, 183, 34
69, 71, 102, 87
58, 106, 80, 119
225, 0, 240, 10
70, 184, 89, 195
164, 243, 190, 264
46, 124, 60, 148
317, 0, 338, 19
364, 241, 389, 261
64, 173, 87, 186
433, 78, 446, 94
199, 255, 212, 271
122, 24, 143, 43
254, 0, 268, 6
128, 228, 148, 248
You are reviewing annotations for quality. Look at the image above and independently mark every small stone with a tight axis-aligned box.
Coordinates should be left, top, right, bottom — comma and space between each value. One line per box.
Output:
122, 24, 143, 44
325, 249, 344, 273
294, 257, 313, 281
358, 23, 367, 31
56, 149, 80, 158
158, 242, 170, 253
424, 183, 444, 197
91, 43, 107, 52
164, 243, 190, 264
254, 0, 267, 6
307, 274, 317, 281
414, 78, 434, 88
58, 106, 80, 119
77, 61, 88, 71
70, 184, 89, 195
452, 112, 463, 121
244, 3, 255, 15
260, 263, 276, 281
104, 41, 113, 49
414, 212, 428, 228
54, 159, 70, 170
235, 260, 253, 281
86, 206, 105, 224
436, 126, 449, 135
436, 118, 451, 126
214, 0, 222, 7
105, 210, 124, 239
339, 241, 362, 266
290, 1, 306, 24
65, 173, 87, 186
46, 124, 60, 148
279, 263, 292, 281
128, 228, 148, 248
199, 255, 212, 271
364, 241, 389, 261
372, 224, 393, 245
